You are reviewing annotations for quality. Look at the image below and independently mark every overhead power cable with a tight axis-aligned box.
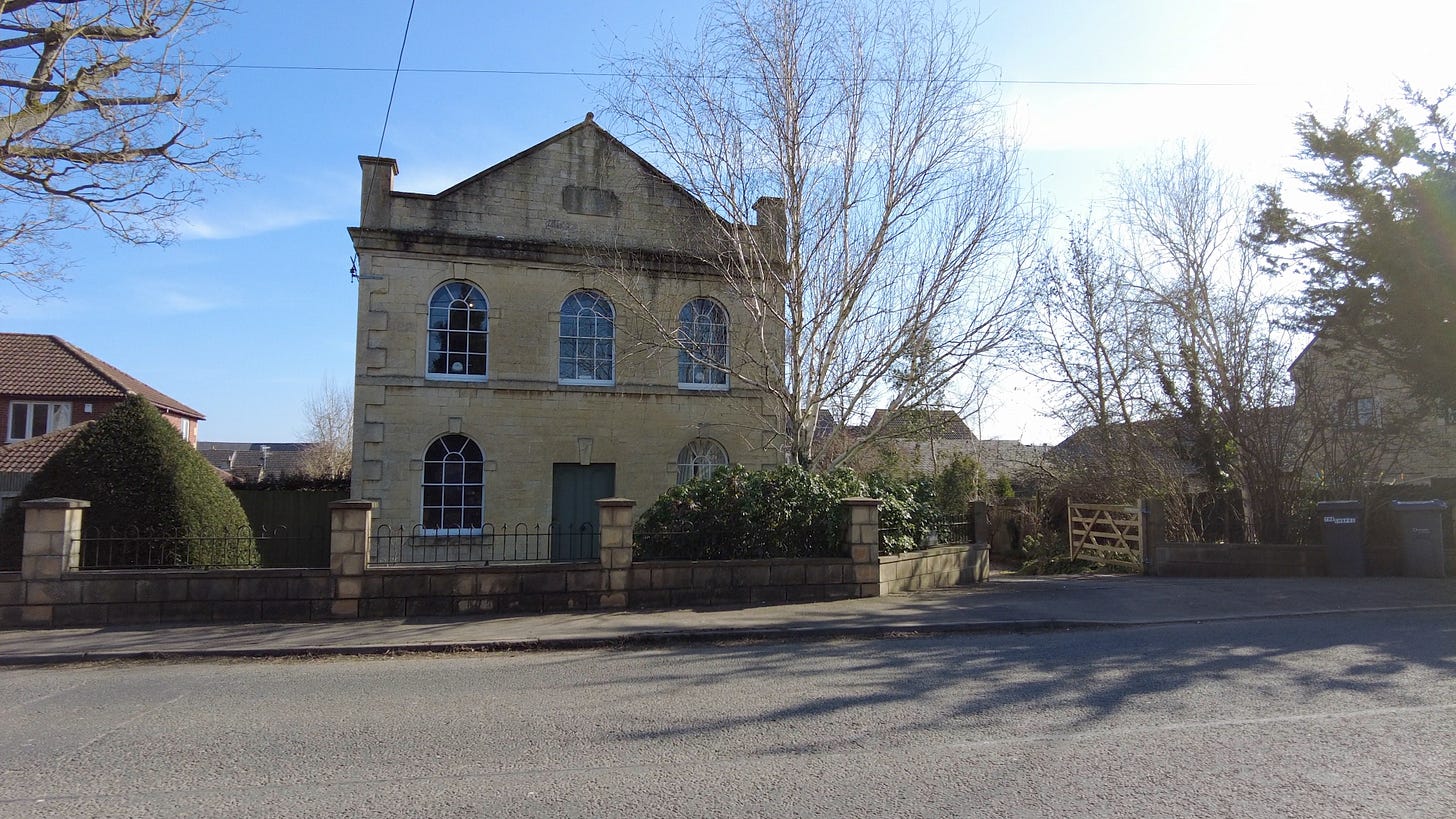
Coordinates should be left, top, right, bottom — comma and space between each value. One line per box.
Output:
375, 0, 418, 157
179, 62, 1256, 88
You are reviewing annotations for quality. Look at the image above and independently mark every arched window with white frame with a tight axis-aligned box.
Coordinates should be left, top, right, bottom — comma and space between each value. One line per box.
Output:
677, 298, 729, 389
427, 281, 488, 379
422, 434, 484, 533
676, 438, 729, 484
559, 291, 615, 384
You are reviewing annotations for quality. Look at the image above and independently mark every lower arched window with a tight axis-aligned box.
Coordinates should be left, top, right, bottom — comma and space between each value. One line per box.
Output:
422, 434, 484, 532
676, 438, 729, 484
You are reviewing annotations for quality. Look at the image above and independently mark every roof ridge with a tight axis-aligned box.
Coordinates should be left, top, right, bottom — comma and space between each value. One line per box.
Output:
51, 337, 204, 419
50, 335, 135, 398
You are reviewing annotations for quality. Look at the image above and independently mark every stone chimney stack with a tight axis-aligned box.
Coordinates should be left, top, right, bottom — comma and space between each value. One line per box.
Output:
358, 156, 398, 229
752, 196, 787, 264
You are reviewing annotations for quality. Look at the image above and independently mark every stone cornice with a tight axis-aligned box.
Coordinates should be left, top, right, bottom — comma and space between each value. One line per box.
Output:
347, 227, 725, 279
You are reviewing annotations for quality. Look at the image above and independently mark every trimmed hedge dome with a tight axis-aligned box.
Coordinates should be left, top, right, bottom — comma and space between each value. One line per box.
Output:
0, 395, 255, 567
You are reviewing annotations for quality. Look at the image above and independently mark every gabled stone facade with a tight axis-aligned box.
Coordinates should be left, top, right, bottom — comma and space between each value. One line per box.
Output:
347, 116, 784, 530
1291, 334, 1456, 485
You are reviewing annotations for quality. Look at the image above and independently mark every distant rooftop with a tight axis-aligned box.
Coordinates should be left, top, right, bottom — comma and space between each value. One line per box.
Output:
198, 442, 313, 482
866, 409, 976, 441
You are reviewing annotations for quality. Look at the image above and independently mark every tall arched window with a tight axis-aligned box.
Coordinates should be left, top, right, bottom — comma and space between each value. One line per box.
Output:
678, 298, 728, 389
422, 434, 484, 532
677, 438, 729, 484
559, 291, 614, 384
427, 282, 488, 379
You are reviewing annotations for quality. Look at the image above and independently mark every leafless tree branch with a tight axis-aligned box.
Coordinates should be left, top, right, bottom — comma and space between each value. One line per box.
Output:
601, 0, 1038, 467
0, 0, 253, 301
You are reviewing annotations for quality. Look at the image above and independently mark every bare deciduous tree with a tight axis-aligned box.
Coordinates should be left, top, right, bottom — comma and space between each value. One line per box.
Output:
299, 377, 352, 480
1114, 142, 1302, 541
1112, 139, 1275, 536
602, 0, 1038, 468
1022, 222, 1202, 535
1023, 221, 1147, 434
0, 0, 252, 299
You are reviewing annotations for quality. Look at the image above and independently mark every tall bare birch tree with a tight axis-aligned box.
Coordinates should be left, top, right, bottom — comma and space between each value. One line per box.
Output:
603, 0, 1037, 467
0, 0, 251, 299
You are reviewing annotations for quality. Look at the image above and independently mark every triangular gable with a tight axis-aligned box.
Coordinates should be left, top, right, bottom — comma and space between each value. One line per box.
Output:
383, 115, 728, 250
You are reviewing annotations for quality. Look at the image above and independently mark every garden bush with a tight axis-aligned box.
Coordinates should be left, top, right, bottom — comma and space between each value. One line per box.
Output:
634, 464, 939, 560
864, 471, 936, 554
0, 395, 256, 568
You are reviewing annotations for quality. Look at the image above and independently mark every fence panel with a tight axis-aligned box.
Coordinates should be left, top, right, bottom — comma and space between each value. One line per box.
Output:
1068, 502, 1144, 571
369, 523, 600, 565
232, 489, 347, 568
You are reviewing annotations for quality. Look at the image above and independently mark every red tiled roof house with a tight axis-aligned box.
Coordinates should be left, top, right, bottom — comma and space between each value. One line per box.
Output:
0, 334, 204, 509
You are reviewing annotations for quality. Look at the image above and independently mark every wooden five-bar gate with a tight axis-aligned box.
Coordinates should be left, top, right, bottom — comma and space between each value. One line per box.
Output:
1067, 502, 1146, 572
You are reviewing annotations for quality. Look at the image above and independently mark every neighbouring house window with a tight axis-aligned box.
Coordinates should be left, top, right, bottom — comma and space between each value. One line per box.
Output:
677, 438, 729, 484
677, 298, 729, 389
7, 401, 69, 442
422, 434, 484, 533
559, 291, 614, 384
427, 281, 488, 379
1343, 396, 1378, 428
179, 418, 192, 441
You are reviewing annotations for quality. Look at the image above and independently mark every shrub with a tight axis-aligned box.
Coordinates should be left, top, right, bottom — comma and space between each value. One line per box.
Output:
0, 395, 256, 567
1014, 533, 1099, 575
635, 465, 865, 560
865, 471, 936, 554
635, 464, 947, 559
930, 454, 984, 516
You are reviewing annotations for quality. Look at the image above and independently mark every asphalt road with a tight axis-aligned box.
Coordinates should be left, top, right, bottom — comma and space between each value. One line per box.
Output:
0, 610, 1452, 818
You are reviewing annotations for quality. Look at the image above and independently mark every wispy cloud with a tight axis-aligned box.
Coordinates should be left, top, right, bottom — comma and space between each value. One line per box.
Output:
151, 290, 220, 314
174, 167, 359, 241
177, 204, 337, 241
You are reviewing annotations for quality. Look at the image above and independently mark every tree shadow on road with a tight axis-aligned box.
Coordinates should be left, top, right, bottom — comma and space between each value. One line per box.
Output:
599, 608, 1456, 756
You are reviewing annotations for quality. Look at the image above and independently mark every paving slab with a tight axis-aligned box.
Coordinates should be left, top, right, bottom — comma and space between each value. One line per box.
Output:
0, 575, 1452, 665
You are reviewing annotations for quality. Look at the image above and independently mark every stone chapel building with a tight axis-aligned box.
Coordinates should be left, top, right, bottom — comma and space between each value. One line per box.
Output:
347, 115, 784, 543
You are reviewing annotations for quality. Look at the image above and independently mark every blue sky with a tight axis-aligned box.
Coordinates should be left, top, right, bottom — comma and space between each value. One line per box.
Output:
4, 0, 1451, 444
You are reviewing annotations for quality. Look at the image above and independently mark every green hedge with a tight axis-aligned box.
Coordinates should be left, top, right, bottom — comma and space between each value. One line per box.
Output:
633, 465, 938, 560
0, 395, 256, 568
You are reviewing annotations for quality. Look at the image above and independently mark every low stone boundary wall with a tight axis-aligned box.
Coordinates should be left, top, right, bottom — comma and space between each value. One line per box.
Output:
0, 568, 331, 627
2, 496, 988, 628
357, 564, 605, 618
1153, 543, 1327, 578
879, 544, 990, 593
629, 558, 863, 608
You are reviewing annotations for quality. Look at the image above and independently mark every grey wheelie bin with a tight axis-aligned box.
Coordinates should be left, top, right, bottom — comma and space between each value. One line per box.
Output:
1390, 500, 1449, 578
1317, 500, 1365, 577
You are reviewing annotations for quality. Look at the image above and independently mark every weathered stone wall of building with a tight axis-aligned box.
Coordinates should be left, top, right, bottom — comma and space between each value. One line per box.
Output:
1292, 337, 1456, 484
348, 120, 785, 527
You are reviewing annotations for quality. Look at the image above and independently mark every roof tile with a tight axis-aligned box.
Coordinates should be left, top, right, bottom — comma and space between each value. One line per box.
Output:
0, 333, 203, 418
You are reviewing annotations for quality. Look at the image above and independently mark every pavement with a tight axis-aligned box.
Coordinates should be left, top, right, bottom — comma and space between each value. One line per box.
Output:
1, 574, 1453, 666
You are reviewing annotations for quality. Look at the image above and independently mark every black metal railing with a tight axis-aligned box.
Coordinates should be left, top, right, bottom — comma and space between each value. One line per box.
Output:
879, 516, 972, 554
633, 528, 742, 561
78, 524, 329, 570
931, 516, 973, 546
369, 523, 600, 565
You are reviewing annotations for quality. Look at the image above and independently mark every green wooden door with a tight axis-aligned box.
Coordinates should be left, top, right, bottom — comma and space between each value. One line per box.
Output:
551, 463, 614, 560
